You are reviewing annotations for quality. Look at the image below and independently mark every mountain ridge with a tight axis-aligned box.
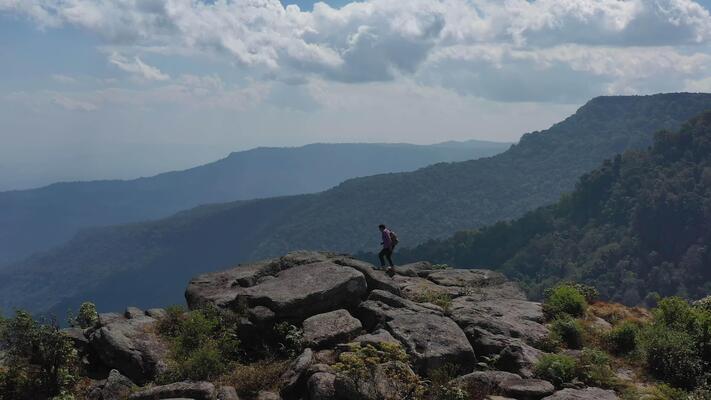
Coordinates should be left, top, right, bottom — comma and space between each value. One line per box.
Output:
3, 93, 711, 316
0, 139, 509, 266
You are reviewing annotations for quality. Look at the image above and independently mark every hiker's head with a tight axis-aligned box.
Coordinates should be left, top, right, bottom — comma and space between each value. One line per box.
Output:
378, 224, 386, 231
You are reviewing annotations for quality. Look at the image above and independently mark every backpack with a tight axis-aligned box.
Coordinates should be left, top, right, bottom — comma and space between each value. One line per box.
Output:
389, 230, 399, 247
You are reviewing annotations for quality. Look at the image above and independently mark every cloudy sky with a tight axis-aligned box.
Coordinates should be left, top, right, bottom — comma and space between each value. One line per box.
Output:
1, 0, 711, 190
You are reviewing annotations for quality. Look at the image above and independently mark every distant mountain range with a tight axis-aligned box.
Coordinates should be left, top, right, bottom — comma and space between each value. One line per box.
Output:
3, 93, 711, 316
0, 140, 510, 266
394, 110, 711, 305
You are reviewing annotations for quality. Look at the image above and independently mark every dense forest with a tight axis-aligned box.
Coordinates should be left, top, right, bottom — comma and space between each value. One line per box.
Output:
395, 111, 711, 304
0, 140, 509, 266
2, 93, 710, 316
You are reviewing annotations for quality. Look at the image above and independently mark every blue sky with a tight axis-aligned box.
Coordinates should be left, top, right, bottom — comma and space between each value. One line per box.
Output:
1, 0, 711, 190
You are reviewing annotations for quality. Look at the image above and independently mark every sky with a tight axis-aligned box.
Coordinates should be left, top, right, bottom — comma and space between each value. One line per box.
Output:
1, 0, 711, 190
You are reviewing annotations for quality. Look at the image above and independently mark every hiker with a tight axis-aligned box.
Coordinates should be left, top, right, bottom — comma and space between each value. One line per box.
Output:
378, 224, 398, 274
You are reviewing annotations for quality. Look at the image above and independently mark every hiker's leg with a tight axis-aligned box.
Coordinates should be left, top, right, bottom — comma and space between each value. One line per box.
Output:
386, 249, 394, 267
378, 248, 386, 267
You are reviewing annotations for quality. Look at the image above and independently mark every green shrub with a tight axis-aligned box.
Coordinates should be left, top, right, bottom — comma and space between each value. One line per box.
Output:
0, 311, 79, 400
545, 282, 599, 303
576, 348, 616, 388
68, 302, 98, 329
534, 354, 576, 387
157, 305, 187, 337
158, 307, 240, 382
639, 323, 702, 389
414, 290, 453, 312
544, 284, 588, 319
273, 322, 304, 358
549, 317, 584, 349
605, 320, 639, 355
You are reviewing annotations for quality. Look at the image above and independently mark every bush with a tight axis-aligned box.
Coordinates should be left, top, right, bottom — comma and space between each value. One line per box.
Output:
68, 302, 98, 329
544, 282, 599, 303
576, 348, 616, 388
413, 290, 453, 312
639, 323, 702, 389
158, 307, 240, 382
0, 311, 79, 400
549, 317, 584, 349
273, 322, 304, 358
226, 359, 290, 397
534, 354, 577, 387
544, 284, 588, 319
605, 320, 639, 355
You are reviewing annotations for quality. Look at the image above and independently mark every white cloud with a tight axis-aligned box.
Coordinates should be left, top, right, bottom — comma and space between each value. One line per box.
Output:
108, 52, 170, 81
51, 94, 98, 111
51, 74, 77, 84
1, 0, 710, 104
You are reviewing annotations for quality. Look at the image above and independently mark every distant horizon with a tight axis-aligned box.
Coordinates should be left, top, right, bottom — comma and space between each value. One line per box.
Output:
0, 137, 515, 192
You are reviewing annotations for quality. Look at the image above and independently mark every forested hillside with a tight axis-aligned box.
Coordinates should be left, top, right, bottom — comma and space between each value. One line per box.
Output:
0, 140, 508, 265
3, 93, 710, 315
396, 111, 711, 304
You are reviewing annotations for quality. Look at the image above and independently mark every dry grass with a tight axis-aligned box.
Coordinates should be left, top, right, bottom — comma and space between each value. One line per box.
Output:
588, 302, 651, 326
220, 359, 290, 398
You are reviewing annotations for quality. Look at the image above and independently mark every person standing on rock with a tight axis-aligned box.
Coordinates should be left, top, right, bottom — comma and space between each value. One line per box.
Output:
378, 224, 398, 277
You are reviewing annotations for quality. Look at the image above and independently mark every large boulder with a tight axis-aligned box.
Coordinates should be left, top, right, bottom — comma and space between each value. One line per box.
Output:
279, 348, 314, 399
427, 269, 508, 287
303, 309, 363, 348
186, 252, 368, 321
449, 370, 521, 395
86, 369, 135, 400
334, 361, 420, 400
449, 297, 549, 346
499, 378, 555, 400
88, 311, 169, 384
542, 387, 619, 400
356, 290, 476, 374
308, 372, 337, 400
129, 381, 215, 400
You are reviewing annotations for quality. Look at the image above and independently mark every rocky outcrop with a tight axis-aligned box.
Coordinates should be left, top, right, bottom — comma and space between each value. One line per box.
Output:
88, 308, 170, 384
86, 369, 135, 400
303, 309, 363, 348
129, 381, 216, 400
542, 387, 619, 399
71, 251, 622, 400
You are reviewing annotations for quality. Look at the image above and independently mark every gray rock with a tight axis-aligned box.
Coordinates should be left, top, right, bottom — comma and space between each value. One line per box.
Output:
129, 381, 215, 400
92, 369, 135, 400
386, 311, 476, 373
308, 372, 337, 400
542, 387, 619, 400
356, 290, 475, 374
392, 261, 433, 277
333, 257, 401, 295
303, 309, 362, 348
145, 308, 168, 320
494, 341, 546, 378
62, 327, 90, 352
459, 281, 527, 301
427, 269, 508, 287
124, 307, 144, 319
186, 252, 368, 321
334, 361, 419, 400
499, 378, 555, 400
450, 297, 548, 346
256, 391, 282, 400
279, 348, 314, 399
352, 329, 400, 347
307, 363, 335, 376
217, 386, 239, 400
98, 313, 123, 326
89, 314, 169, 384
450, 370, 522, 394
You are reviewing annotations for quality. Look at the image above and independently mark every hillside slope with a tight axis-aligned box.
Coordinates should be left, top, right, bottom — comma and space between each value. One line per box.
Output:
0, 140, 508, 265
3, 93, 711, 315
395, 111, 711, 304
